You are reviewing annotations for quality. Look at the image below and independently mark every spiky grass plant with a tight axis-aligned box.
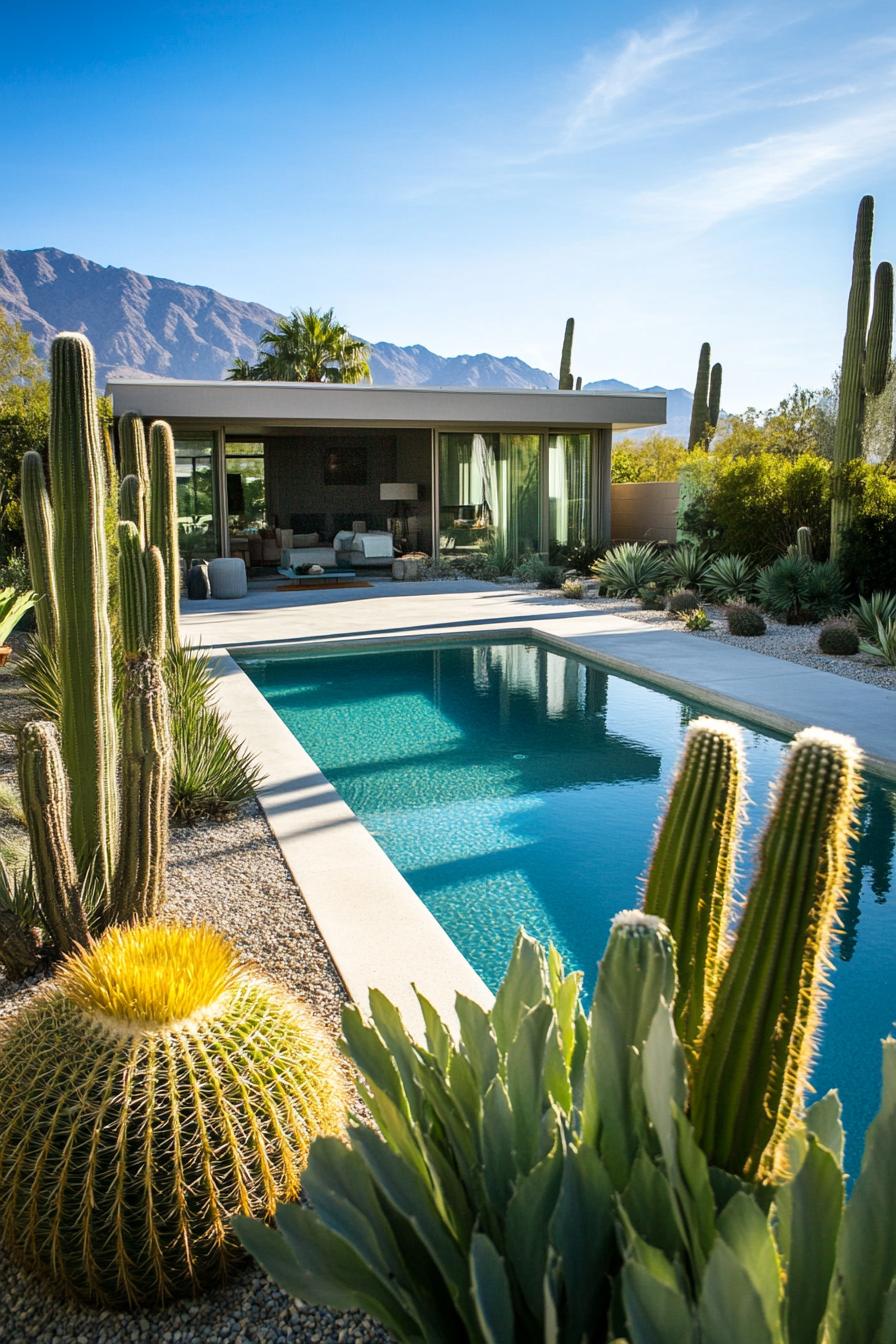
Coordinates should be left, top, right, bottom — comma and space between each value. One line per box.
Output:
702, 553, 756, 604
591, 542, 667, 597
662, 542, 710, 592
853, 590, 896, 640
0, 922, 346, 1308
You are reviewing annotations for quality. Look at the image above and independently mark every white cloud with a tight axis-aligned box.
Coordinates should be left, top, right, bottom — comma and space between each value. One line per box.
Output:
639, 100, 896, 229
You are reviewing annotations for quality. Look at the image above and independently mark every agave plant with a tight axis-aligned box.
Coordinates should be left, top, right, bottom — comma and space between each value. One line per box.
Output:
756, 555, 848, 624
592, 542, 667, 597
702, 553, 756, 604
0, 586, 35, 648
853, 590, 896, 640
860, 615, 896, 667
662, 542, 711, 591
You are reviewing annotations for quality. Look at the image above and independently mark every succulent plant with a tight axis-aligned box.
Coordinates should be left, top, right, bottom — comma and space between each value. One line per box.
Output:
667, 588, 701, 614
592, 542, 667, 596
148, 421, 181, 647
559, 317, 575, 390
852, 589, 896, 639
703, 553, 756, 604
796, 524, 814, 560
818, 620, 860, 656
20, 451, 58, 647
688, 342, 711, 450
0, 922, 346, 1308
662, 541, 710, 591
726, 602, 766, 635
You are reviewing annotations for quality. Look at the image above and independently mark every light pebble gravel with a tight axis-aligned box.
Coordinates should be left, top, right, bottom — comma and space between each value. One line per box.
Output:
507, 579, 896, 690
0, 631, 391, 1344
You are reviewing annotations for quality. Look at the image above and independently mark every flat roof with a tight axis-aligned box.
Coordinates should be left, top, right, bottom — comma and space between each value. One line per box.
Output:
105, 378, 666, 432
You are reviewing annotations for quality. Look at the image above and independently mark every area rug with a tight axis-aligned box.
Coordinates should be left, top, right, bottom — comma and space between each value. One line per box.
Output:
276, 580, 373, 591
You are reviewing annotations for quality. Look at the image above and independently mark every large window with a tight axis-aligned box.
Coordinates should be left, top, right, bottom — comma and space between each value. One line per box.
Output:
174, 433, 218, 562
225, 440, 266, 532
438, 432, 541, 561
548, 432, 591, 552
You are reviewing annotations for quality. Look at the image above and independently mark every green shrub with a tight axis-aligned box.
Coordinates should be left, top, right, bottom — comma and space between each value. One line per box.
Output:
756, 555, 848, 623
840, 509, 896, 595
727, 603, 767, 635
662, 541, 710, 590
818, 620, 860, 655
682, 605, 711, 630
853, 590, 896, 639
452, 551, 501, 581
513, 553, 562, 587
592, 542, 666, 596
667, 588, 700, 614
680, 452, 832, 562
703, 552, 756, 603
561, 578, 584, 598
0, 922, 346, 1307
860, 615, 896, 666
0, 547, 30, 595
558, 539, 603, 573
638, 581, 665, 609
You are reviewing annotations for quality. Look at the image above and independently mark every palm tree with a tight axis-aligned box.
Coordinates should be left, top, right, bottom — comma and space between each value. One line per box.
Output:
226, 356, 259, 381
228, 308, 371, 383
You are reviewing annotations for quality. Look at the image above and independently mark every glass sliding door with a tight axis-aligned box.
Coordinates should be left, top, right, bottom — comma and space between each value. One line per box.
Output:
548, 432, 591, 555
438, 431, 542, 562
225, 441, 266, 533
174, 433, 219, 563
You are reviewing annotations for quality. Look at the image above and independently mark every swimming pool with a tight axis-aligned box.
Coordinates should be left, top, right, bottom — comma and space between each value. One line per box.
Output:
239, 637, 896, 1171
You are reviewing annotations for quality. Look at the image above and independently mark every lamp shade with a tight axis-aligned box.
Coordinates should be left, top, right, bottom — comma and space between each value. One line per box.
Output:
379, 482, 418, 502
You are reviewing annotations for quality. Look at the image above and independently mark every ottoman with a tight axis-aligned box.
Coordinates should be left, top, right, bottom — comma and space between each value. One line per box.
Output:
208, 557, 248, 599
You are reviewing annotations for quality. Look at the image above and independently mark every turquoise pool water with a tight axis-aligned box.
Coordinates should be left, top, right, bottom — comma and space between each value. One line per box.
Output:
239, 639, 896, 1173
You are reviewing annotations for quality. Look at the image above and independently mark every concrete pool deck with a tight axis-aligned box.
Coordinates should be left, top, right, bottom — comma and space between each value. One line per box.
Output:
184, 579, 896, 1030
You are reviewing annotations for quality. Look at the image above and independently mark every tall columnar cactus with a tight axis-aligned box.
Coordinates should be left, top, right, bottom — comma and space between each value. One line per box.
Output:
48, 333, 119, 887
688, 342, 711, 449
797, 524, 813, 560
0, 923, 347, 1308
642, 717, 742, 1052
689, 727, 861, 1180
865, 260, 893, 396
830, 196, 895, 555
111, 525, 170, 923
559, 317, 575, 390
707, 360, 723, 431
148, 420, 181, 646
119, 471, 146, 541
118, 411, 150, 499
20, 451, 58, 647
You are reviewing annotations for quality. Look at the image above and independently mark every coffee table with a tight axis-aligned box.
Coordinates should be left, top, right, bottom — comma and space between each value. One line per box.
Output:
277, 567, 358, 584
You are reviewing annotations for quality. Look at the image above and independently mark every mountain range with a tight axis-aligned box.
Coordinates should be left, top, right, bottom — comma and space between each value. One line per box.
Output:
0, 247, 692, 439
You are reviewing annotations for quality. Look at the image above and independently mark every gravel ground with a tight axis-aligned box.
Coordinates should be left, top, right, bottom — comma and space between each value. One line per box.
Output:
0, 648, 391, 1344
509, 580, 896, 690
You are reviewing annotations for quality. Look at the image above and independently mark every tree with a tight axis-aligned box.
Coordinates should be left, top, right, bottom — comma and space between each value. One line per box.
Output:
713, 385, 837, 460
612, 434, 691, 482
229, 308, 371, 384
0, 314, 49, 555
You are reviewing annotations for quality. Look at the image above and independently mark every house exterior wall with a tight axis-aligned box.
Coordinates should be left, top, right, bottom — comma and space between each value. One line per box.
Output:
610, 481, 680, 543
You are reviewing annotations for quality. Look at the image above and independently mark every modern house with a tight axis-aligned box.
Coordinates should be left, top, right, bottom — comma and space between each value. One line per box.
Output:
105, 379, 666, 566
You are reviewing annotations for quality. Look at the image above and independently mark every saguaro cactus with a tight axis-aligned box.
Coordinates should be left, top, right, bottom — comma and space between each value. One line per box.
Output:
119, 472, 147, 542
48, 333, 119, 887
796, 525, 813, 560
118, 411, 150, 497
831, 196, 894, 554
20, 451, 58, 647
559, 317, 575, 390
642, 717, 742, 1052
707, 360, 723, 432
688, 342, 711, 449
689, 727, 861, 1180
148, 421, 181, 646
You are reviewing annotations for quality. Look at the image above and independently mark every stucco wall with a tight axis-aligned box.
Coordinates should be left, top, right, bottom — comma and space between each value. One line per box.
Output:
610, 481, 680, 543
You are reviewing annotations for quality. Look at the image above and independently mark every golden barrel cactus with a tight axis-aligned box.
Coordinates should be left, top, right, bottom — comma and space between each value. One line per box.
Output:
0, 923, 347, 1308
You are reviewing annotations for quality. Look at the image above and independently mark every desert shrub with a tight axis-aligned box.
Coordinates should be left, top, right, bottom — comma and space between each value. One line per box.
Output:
420, 556, 455, 579
561, 578, 584, 598
662, 541, 710, 591
703, 553, 756, 603
860, 616, 896, 666
839, 509, 896, 596
682, 605, 711, 630
853, 591, 896, 639
513, 553, 562, 587
0, 922, 346, 1307
591, 542, 666, 596
818, 620, 859, 655
667, 588, 700, 614
680, 452, 832, 562
560, 539, 603, 573
451, 551, 500, 581
0, 547, 30, 595
756, 555, 848, 624
726, 603, 767, 635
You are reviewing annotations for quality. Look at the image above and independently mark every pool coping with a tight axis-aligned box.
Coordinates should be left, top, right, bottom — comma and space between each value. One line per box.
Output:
208, 617, 896, 1035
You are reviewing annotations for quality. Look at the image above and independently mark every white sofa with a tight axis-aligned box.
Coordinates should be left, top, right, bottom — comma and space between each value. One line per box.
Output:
280, 528, 338, 570
334, 529, 395, 568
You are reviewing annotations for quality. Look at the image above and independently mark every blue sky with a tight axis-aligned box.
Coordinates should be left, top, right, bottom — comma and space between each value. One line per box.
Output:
2, 0, 895, 408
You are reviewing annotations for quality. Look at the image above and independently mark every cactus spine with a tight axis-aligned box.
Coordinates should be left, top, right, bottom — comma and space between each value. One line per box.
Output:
48, 333, 119, 887
0, 923, 347, 1308
689, 727, 861, 1180
688, 342, 711, 449
148, 421, 180, 646
20, 451, 58, 647
559, 317, 575, 390
642, 718, 742, 1053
